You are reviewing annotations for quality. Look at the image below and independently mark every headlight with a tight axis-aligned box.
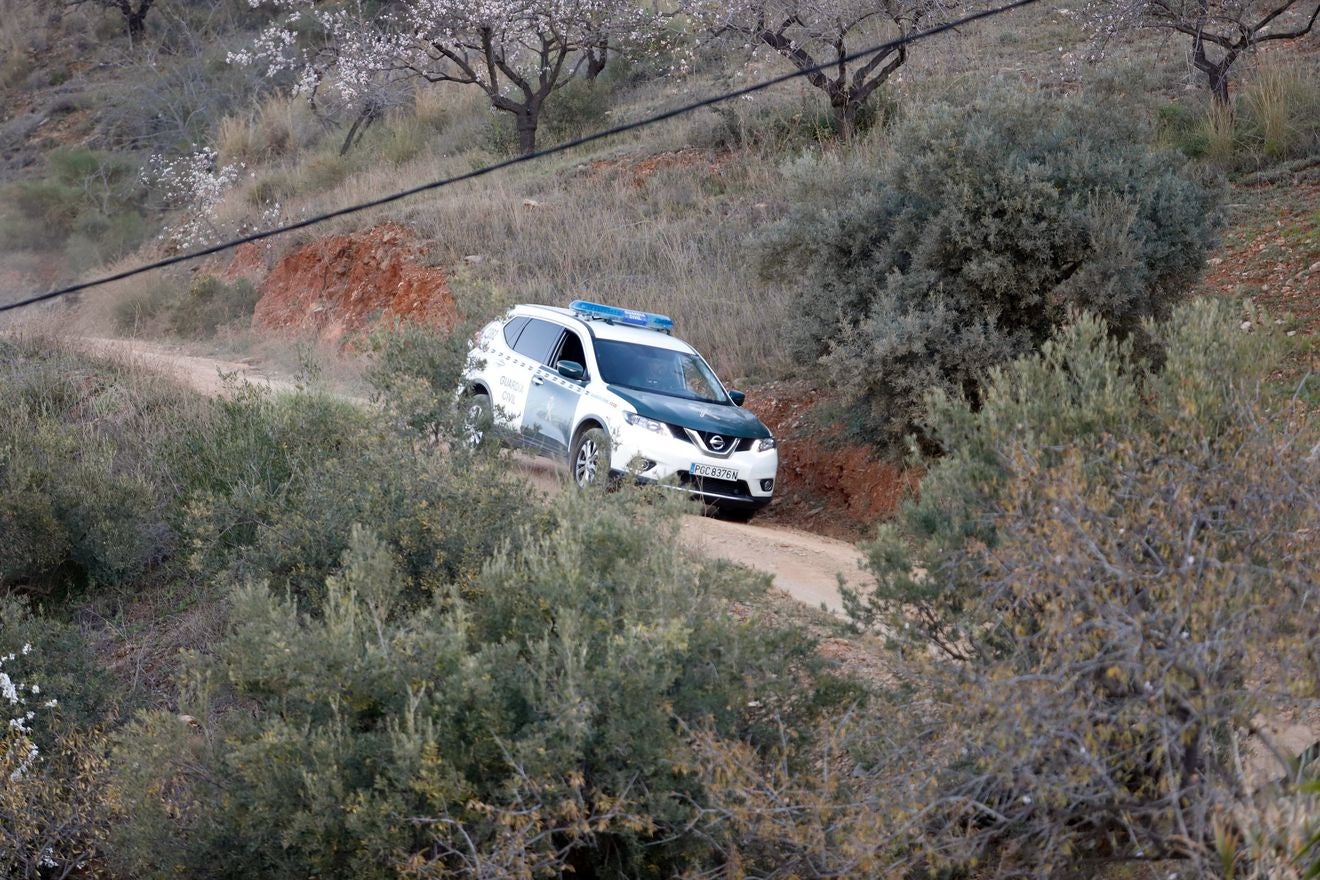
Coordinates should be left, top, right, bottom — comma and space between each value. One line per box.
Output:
624, 412, 668, 435
757, 437, 777, 452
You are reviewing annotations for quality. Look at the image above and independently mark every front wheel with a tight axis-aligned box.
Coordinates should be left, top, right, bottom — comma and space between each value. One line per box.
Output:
570, 427, 612, 489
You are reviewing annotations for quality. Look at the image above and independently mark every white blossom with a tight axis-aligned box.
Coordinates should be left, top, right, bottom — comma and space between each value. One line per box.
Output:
145, 148, 247, 250
231, 0, 663, 152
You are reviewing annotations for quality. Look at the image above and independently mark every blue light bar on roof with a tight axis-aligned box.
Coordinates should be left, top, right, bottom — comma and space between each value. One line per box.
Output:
569, 299, 674, 332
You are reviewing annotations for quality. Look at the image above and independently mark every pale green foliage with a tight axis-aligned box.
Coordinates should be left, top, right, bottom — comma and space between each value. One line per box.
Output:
111, 496, 844, 879
166, 275, 261, 339
364, 321, 481, 445
0, 337, 178, 596
847, 299, 1320, 875
771, 87, 1220, 447
684, 301, 1318, 879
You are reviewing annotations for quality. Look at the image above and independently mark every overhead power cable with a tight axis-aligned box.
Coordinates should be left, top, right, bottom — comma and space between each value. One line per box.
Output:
0, 0, 1043, 315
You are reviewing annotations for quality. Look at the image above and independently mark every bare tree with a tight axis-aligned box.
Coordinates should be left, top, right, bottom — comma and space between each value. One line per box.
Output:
1084, 0, 1320, 105
232, 0, 661, 155
679, 0, 959, 138
68, 0, 156, 41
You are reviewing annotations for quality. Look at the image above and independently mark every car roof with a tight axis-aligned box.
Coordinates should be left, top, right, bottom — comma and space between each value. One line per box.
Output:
513, 304, 694, 353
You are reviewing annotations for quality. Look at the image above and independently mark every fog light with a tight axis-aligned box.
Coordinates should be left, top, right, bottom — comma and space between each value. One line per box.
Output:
760, 479, 775, 492
629, 456, 657, 473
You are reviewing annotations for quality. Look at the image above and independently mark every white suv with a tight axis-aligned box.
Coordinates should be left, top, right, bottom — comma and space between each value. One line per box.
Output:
461, 301, 778, 519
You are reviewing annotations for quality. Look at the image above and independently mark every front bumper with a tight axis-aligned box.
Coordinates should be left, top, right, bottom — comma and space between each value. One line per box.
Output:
609, 422, 778, 509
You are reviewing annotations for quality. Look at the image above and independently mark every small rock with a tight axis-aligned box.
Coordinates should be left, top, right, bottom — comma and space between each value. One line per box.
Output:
1240, 320, 1253, 331
522, 198, 542, 208
463, 254, 484, 264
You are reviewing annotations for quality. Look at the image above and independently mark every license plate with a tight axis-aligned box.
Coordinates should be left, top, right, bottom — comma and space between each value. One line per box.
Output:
691, 463, 738, 481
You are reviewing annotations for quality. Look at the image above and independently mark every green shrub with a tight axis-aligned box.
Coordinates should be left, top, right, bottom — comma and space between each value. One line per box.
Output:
166, 274, 261, 338
0, 596, 111, 734
363, 322, 480, 443
688, 302, 1318, 879
768, 87, 1220, 448
0, 178, 82, 247
845, 300, 1320, 875
0, 148, 149, 262
539, 77, 614, 144
112, 279, 175, 334
692, 96, 860, 154
298, 151, 354, 193
112, 494, 849, 879
0, 345, 174, 597
1157, 101, 1210, 158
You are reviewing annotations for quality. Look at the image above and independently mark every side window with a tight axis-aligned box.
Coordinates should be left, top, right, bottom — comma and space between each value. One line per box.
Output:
502, 316, 530, 349
558, 331, 587, 374
511, 318, 566, 366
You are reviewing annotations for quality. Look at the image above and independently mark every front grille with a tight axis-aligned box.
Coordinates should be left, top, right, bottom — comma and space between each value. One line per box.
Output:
678, 472, 753, 499
675, 427, 755, 457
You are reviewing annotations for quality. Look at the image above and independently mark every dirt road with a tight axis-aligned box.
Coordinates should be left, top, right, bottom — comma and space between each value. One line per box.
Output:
81, 336, 870, 614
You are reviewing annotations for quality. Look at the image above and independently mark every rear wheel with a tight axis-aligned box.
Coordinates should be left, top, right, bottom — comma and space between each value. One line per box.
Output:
464, 392, 493, 448
570, 427, 611, 488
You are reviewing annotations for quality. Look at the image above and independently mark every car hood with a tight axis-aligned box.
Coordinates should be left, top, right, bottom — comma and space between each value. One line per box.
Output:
607, 385, 771, 439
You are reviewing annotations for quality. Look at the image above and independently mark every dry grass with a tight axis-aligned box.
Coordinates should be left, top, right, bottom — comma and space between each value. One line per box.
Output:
168, 1, 1293, 382
1239, 53, 1320, 161
216, 94, 322, 167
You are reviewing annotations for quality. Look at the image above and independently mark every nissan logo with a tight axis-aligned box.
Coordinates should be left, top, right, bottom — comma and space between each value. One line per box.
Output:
708, 435, 726, 451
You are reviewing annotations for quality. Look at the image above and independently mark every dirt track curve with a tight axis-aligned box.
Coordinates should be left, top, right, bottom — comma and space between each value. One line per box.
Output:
81, 336, 871, 614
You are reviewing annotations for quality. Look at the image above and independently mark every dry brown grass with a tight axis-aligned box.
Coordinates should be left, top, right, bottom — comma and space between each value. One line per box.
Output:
185, 2, 1264, 383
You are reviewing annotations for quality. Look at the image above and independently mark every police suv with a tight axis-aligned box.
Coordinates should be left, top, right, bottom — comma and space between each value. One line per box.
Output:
462, 300, 778, 519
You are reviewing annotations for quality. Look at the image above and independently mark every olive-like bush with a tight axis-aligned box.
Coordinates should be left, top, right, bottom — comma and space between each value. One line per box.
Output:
111, 495, 852, 879
690, 301, 1320, 879
770, 87, 1220, 448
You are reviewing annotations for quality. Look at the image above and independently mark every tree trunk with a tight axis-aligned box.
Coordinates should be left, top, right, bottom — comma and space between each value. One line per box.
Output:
584, 42, 608, 81
1192, 38, 1235, 108
340, 104, 378, 155
1205, 64, 1231, 107
516, 113, 538, 155
831, 94, 859, 141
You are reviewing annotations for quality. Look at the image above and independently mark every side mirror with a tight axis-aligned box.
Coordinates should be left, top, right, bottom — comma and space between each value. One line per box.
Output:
728, 389, 746, 407
556, 359, 586, 381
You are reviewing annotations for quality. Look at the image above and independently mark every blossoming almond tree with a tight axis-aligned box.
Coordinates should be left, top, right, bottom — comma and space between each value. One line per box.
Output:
1082, 0, 1319, 106
679, 0, 959, 138
232, 0, 663, 154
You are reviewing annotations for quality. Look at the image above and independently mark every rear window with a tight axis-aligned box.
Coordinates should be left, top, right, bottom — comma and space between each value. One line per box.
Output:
502, 316, 530, 349
511, 318, 566, 366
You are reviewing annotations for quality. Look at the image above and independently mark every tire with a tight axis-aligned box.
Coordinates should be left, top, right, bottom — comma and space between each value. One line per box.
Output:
570, 427, 612, 489
464, 392, 493, 448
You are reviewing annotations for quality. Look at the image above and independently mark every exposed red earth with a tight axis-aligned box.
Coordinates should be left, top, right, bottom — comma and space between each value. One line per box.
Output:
250, 223, 459, 346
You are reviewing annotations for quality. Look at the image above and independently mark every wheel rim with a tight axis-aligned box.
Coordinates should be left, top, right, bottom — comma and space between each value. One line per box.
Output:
574, 437, 599, 486
465, 402, 486, 447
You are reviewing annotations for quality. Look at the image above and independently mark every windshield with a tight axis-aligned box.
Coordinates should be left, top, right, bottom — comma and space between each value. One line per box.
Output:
594, 340, 729, 404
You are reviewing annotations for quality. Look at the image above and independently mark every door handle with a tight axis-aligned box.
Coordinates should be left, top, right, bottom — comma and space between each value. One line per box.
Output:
531, 375, 545, 385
